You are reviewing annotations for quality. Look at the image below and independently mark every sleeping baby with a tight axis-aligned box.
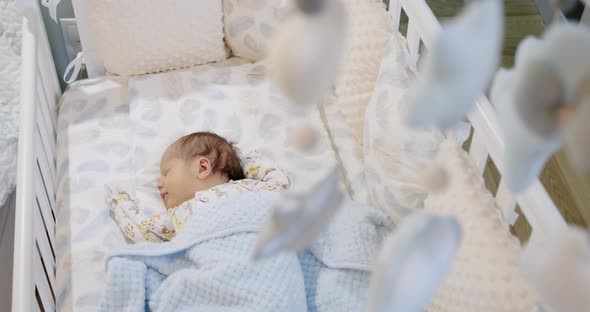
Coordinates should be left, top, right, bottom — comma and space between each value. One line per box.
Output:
105, 131, 291, 243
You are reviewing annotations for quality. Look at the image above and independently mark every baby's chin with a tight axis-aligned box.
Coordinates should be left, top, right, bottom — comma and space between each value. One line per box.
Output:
163, 198, 175, 209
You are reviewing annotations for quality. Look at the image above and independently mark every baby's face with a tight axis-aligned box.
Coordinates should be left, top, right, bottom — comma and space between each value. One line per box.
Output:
157, 154, 201, 209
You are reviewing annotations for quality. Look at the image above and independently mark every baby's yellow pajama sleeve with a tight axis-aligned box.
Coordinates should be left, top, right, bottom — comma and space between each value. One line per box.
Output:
105, 185, 176, 243
243, 150, 291, 190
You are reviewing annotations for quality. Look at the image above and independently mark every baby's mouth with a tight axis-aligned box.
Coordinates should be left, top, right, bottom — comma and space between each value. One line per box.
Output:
160, 192, 168, 203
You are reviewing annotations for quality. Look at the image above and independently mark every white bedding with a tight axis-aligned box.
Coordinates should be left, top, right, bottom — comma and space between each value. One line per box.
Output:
55, 57, 341, 311
0, 0, 22, 206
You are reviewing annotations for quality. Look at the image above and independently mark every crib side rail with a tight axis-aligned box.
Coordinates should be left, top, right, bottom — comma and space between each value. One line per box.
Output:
13, 0, 61, 311
388, 0, 566, 239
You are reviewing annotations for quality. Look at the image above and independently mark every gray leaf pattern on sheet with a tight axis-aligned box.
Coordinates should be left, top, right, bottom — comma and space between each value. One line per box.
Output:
140, 99, 162, 122
212, 68, 232, 84
116, 158, 133, 172
207, 89, 226, 101
129, 88, 139, 102
223, 0, 292, 61
259, 23, 275, 38
259, 113, 281, 139
247, 64, 267, 84
71, 207, 90, 224
77, 160, 110, 173
73, 98, 107, 123
59, 99, 88, 120
191, 78, 208, 91
98, 117, 131, 129
102, 232, 124, 249
71, 214, 110, 244
202, 108, 218, 131
76, 291, 103, 307
113, 104, 128, 113
134, 124, 158, 137
68, 128, 101, 147
244, 34, 265, 56
229, 16, 255, 37
133, 147, 147, 170
179, 99, 202, 125
161, 73, 185, 101
222, 113, 243, 143
70, 176, 94, 193
249, 64, 266, 75
96, 142, 130, 156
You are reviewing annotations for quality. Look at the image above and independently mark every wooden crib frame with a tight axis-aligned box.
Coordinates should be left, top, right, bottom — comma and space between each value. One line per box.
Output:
12, 0, 566, 311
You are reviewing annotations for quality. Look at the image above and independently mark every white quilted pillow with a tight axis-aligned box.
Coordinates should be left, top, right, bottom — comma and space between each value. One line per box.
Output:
81, 0, 228, 76
222, 0, 293, 61
425, 139, 539, 312
327, 0, 393, 140
363, 32, 445, 219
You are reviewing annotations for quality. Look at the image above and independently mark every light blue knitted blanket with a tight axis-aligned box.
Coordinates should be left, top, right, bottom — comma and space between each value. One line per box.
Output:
99, 191, 394, 312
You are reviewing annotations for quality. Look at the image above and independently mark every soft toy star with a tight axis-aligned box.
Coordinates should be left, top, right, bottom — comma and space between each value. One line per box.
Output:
268, 0, 346, 106
490, 23, 590, 192
521, 226, 590, 312
406, 0, 504, 129
365, 212, 462, 312
252, 167, 344, 260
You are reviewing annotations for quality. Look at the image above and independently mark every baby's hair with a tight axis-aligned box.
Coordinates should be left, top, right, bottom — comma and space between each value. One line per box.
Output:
168, 132, 245, 181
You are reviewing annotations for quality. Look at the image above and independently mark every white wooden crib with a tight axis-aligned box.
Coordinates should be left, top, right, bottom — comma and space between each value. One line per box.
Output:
12, 0, 567, 311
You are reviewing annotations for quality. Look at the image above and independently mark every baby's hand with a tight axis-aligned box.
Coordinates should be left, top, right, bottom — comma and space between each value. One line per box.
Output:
104, 180, 136, 209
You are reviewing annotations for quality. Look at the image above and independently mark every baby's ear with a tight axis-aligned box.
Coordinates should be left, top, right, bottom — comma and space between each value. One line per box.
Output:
195, 157, 212, 179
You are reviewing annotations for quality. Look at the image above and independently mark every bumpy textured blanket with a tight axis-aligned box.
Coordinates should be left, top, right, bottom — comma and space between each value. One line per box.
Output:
99, 191, 394, 312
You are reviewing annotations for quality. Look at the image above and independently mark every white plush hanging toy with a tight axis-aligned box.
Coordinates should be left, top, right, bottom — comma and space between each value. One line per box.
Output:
521, 226, 590, 312
365, 213, 462, 312
406, 0, 504, 129
490, 23, 590, 192
252, 167, 344, 260
252, 0, 349, 260
268, 0, 346, 106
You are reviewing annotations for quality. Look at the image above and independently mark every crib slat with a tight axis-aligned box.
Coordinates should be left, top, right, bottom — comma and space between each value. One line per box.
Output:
37, 73, 57, 140
35, 204, 56, 288
35, 78, 57, 169
36, 123, 57, 192
38, 69, 58, 132
468, 131, 489, 175
389, 1, 402, 31
36, 112, 56, 177
36, 75, 57, 151
496, 181, 518, 225
35, 167, 56, 238
35, 15, 61, 106
35, 131, 57, 213
34, 251, 55, 312
406, 19, 421, 59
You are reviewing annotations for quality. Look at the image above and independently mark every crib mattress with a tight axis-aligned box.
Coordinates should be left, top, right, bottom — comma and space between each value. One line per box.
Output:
54, 57, 339, 311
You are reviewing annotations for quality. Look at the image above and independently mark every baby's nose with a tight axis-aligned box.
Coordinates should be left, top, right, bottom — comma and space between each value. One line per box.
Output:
156, 181, 163, 190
